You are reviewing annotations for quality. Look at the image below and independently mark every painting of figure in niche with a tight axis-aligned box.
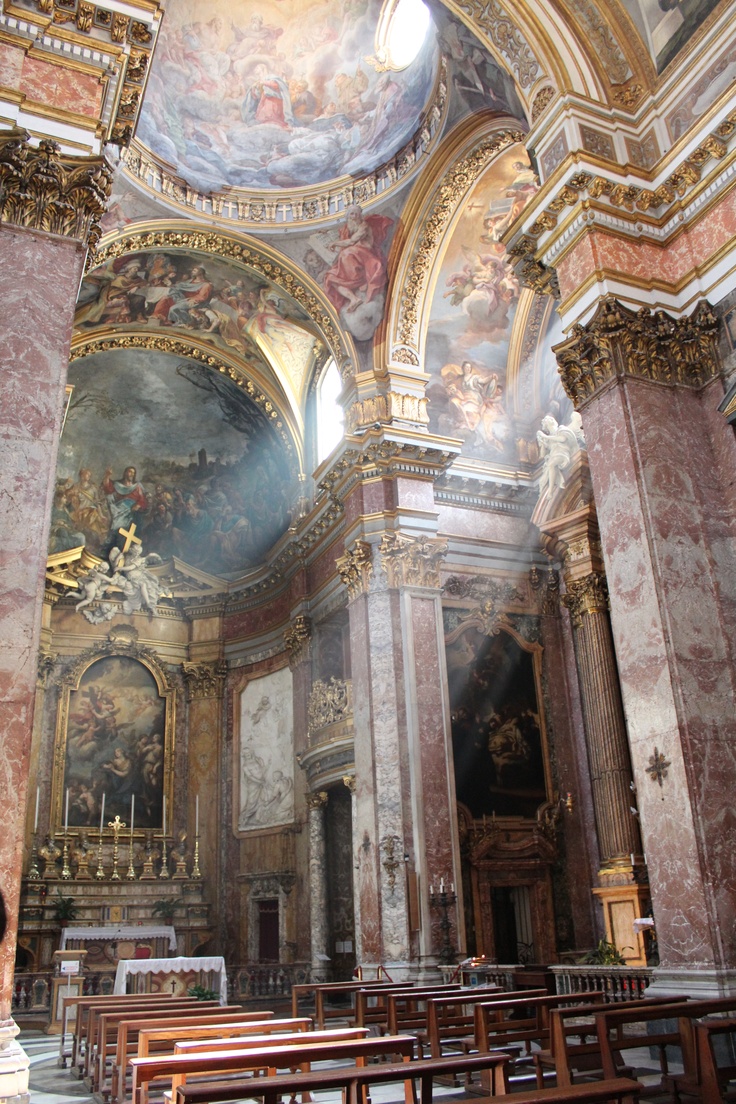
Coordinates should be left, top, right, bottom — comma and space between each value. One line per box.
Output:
135, 0, 439, 194
446, 626, 547, 818
62, 656, 167, 830
238, 666, 294, 832
51, 349, 297, 579
425, 144, 537, 463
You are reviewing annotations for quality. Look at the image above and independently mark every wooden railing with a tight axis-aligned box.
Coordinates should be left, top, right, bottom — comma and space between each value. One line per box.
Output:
550, 964, 654, 1001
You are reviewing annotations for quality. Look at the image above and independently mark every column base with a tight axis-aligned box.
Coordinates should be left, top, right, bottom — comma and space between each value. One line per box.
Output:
646, 967, 736, 999
592, 883, 651, 966
0, 1021, 30, 1104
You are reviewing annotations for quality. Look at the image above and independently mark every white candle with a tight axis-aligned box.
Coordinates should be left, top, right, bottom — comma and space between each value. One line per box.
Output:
64, 788, 69, 833
130, 794, 135, 836
195, 794, 199, 836
34, 786, 39, 832
450, 882, 454, 894
99, 792, 106, 834
440, 877, 445, 893
162, 795, 167, 836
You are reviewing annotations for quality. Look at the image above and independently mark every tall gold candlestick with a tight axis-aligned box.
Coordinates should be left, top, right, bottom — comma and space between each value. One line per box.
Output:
109, 815, 125, 881
61, 833, 72, 880
192, 835, 201, 879
159, 834, 170, 879
28, 831, 41, 880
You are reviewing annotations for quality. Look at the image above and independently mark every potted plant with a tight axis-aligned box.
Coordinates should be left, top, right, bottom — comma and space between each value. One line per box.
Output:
577, 939, 629, 965
188, 985, 219, 1001
151, 898, 178, 924
52, 889, 79, 927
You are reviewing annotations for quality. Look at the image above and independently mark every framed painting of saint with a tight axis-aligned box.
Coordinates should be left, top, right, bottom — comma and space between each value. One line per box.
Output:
52, 650, 174, 834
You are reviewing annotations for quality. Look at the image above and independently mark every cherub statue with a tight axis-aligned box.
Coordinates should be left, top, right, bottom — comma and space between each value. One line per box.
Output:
75, 561, 117, 623
536, 411, 585, 498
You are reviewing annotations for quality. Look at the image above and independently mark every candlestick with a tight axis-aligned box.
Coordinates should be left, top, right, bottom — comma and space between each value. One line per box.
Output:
95, 792, 106, 879
34, 786, 39, 832
192, 835, 201, 879
28, 830, 41, 880
159, 831, 170, 879
109, 815, 125, 880
430, 881, 458, 965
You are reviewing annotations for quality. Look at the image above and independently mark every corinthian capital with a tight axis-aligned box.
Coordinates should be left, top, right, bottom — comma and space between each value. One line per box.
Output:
0, 129, 112, 248
562, 572, 610, 629
336, 540, 373, 599
284, 615, 312, 667
182, 661, 228, 700
379, 532, 447, 589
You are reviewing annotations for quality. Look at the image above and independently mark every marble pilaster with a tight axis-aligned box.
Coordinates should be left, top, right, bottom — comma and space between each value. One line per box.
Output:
0, 130, 111, 1025
343, 775, 361, 964
307, 791, 330, 979
554, 299, 736, 982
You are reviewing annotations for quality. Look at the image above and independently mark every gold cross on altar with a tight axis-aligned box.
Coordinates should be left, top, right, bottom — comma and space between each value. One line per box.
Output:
118, 523, 142, 553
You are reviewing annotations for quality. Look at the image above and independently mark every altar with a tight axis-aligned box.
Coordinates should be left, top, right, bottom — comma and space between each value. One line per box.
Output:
113, 955, 227, 1002
59, 925, 177, 968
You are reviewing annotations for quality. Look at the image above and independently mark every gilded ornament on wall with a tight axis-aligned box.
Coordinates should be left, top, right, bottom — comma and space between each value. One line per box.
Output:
284, 615, 312, 666
307, 678, 352, 734
336, 541, 373, 599
379, 533, 447, 589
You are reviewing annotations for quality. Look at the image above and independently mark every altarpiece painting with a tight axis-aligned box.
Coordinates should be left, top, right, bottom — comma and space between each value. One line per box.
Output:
237, 665, 295, 832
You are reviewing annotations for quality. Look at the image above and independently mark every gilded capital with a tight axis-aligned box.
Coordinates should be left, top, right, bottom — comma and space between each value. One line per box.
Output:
343, 774, 356, 794
379, 532, 447, 589
306, 790, 329, 811
554, 298, 720, 407
0, 130, 112, 248
182, 660, 228, 700
284, 614, 312, 667
336, 540, 373, 599
563, 572, 609, 628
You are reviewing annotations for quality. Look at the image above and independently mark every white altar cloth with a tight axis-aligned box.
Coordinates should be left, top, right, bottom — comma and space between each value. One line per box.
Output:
60, 925, 177, 951
113, 956, 227, 1002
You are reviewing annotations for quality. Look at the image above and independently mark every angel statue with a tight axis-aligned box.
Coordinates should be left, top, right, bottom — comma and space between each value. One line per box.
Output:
536, 411, 586, 498
109, 543, 168, 616
75, 561, 117, 624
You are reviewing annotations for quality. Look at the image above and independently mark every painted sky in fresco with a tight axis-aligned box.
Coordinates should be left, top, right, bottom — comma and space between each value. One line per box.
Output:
424, 142, 536, 463
136, 0, 439, 193
51, 350, 297, 578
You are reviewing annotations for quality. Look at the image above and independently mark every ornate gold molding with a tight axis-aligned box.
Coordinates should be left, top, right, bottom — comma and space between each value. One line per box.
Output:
379, 532, 447, 589
343, 774, 356, 794
562, 571, 609, 628
306, 790, 329, 811
394, 128, 525, 355
87, 226, 351, 374
451, 0, 541, 89
336, 541, 373, 600
346, 392, 429, 433
531, 86, 556, 123
284, 614, 312, 667
307, 678, 352, 735
0, 129, 112, 248
554, 298, 720, 406
182, 661, 227, 700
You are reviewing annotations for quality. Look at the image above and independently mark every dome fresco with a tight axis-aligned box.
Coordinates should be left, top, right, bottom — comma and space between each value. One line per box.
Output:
136, 0, 440, 194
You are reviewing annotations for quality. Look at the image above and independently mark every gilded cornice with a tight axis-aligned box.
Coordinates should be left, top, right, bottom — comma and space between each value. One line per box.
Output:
553, 297, 720, 406
379, 532, 447, 590
392, 126, 525, 361
69, 332, 298, 456
562, 571, 609, 628
336, 541, 373, 600
284, 615, 312, 667
87, 224, 353, 376
182, 660, 227, 700
120, 57, 448, 229
316, 434, 459, 506
0, 128, 111, 246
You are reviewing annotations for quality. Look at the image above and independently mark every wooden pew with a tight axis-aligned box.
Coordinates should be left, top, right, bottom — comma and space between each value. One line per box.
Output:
79, 998, 202, 1080
111, 1011, 277, 1104
538, 995, 690, 1089
595, 996, 736, 1098
422, 988, 547, 1059
173, 1026, 368, 1055
291, 980, 399, 1028
492, 1079, 641, 1104
66, 995, 178, 1074
354, 984, 461, 1034
130, 1032, 416, 1104
387, 986, 502, 1041
89, 1002, 224, 1092
473, 991, 605, 1069
693, 1016, 736, 1103
174, 1051, 513, 1104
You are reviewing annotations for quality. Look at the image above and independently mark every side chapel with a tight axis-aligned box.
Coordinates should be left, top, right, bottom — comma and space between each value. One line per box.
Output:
1, 0, 736, 1092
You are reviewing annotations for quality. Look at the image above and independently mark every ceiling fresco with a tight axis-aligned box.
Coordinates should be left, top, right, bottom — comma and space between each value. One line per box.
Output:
76, 250, 323, 406
135, 0, 440, 195
618, 0, 721, 71
424, 142, 537, 463
51, 350, 298, 579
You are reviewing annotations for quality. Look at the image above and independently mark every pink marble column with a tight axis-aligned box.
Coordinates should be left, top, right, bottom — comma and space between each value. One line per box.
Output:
555, 300, 736, 988
0, 131, 110, 1020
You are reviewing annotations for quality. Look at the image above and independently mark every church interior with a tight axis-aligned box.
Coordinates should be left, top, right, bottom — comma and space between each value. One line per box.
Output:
2, 0, 736, 1096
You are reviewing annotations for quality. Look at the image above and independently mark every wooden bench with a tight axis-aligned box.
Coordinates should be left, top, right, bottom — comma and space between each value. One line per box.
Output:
537, 995, 690, 1089
694, 1016, 736, 1102
291, 980, 399, 1028
88, 1002, 224, 1090
130, 1030, 416, 1104
387, 986, 504, 1042
495, 1079, 641, 1104
112, 1012, 279, 1104
81, 998, 208, 1081
173, 1026, 368, 1055
423, 988, 546, 1059
595, 995, 736, 1098
354, 984, 461, 1034
66, 995, 180, 1074
472, 991, 605, 1078
173, 1051, 512, 1104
